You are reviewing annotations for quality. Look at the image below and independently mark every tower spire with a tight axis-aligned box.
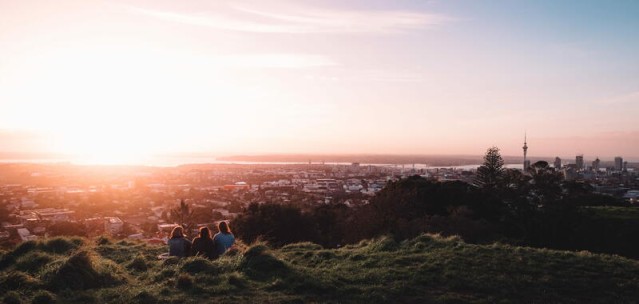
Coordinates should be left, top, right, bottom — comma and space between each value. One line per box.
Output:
523, 132, 529, 170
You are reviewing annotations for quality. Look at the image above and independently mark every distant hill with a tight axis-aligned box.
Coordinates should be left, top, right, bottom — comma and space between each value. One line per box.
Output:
1, 234, 638, 303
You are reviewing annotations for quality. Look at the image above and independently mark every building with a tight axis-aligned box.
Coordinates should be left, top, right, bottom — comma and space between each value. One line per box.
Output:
615, 157, 623, 171
576, 155, 584, 170
592, 157, 600, 171
105, 217, 123, 235
554, 157, 562, 169
522, 134, 530, 170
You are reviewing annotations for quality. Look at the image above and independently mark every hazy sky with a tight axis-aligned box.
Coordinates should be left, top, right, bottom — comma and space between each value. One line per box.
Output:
1, 0, 638, 163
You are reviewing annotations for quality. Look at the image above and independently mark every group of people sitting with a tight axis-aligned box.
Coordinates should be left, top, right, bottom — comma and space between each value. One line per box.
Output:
168, 221, 235, 259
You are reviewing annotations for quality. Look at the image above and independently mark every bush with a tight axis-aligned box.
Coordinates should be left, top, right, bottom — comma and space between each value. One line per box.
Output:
30, 291, 55, 304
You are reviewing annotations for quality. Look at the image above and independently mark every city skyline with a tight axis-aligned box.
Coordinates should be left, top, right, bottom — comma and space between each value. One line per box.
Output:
1, 0, 639, 164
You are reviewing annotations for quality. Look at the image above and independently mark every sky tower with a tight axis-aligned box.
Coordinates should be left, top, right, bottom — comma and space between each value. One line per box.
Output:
523, 133, 530, 170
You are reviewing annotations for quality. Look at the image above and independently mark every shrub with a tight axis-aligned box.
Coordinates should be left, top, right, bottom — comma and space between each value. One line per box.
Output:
30, 291, 55, 304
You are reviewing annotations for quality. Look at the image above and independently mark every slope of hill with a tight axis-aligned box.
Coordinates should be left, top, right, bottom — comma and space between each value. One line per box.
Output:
1, 234, 638, 303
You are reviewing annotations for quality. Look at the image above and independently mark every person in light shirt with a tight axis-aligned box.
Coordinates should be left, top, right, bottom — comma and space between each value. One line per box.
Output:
213, 221, 235, 256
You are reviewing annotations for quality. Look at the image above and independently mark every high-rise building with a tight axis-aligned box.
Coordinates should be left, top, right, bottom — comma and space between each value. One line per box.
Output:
554, 157, 562, 169
576, 155, 584, 170
623, 161, 628, 172
615, 157, 623, 171
523, 134, 530, 170
592, 157, 600, 171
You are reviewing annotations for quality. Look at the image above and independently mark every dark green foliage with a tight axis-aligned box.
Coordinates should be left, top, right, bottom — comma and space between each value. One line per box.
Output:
47, 221, 87, 237
2, 291, 22, 304
475, 146, 505, 188
30, 291, 55, 304
232, 202, 317, 247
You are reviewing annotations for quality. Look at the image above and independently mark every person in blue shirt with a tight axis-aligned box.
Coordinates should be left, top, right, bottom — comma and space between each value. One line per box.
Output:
168, 226, 191, 258
213, 221, 235, 256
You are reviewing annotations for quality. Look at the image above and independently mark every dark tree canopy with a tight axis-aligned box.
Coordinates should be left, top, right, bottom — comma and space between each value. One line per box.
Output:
475, 147, 505, 188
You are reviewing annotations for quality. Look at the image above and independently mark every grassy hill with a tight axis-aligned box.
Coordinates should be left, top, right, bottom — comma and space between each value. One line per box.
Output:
1, 234, 639, 304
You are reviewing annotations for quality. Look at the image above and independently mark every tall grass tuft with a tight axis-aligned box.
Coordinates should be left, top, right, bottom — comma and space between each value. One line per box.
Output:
45, 250, 126, 291
0, 271, 42, 292
15, 252, 54, 274
240, 243, 290, 280
181, 256, 216, 274
176, 273, 194, 290
2, 291, 22, 304
41, 237, 83, 254
31, 290, 56, 304
127, 254, 148, 272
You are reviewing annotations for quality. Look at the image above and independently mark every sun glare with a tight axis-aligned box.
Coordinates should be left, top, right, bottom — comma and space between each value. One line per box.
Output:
8, 46, 263, 163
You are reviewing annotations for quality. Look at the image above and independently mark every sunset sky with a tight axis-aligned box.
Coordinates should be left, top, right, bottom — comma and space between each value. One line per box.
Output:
1, 0, 638, 163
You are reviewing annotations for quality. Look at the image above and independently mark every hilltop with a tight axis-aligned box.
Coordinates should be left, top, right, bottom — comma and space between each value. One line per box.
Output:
1, 234, 639, 304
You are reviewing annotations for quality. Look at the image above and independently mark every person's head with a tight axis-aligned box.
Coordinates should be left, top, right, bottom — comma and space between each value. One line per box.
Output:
199, 226, 210, 239
171, 226, 184, 239
218, 221, 231, 234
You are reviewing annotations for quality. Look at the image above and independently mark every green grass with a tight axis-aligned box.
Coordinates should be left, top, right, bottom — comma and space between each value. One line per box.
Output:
0, 235, 638, 303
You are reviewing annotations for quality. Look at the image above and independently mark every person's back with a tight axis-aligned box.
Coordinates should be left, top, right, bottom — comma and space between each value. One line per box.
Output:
168, 226, 192, 258
213, 221, 235, 256
192, 227, 217, 259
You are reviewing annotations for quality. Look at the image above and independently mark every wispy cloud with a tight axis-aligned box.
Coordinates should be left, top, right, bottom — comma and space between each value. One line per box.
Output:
129, 2, 452, 34
217, 54, 337, 68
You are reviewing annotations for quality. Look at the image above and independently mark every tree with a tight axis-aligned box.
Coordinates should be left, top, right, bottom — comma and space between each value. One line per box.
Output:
169, 199, 195, 236
475, 147, 505, 189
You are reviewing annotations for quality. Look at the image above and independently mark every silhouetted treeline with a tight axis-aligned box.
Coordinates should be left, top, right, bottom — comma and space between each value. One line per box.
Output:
232, 148, 638, 258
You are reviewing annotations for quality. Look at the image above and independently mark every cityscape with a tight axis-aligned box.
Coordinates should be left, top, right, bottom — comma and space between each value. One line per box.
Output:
1, 137, 637, 245
1, 0, 639, 303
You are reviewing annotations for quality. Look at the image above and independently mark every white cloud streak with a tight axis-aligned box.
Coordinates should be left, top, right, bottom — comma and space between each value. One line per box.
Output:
130, 2, 451, 34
